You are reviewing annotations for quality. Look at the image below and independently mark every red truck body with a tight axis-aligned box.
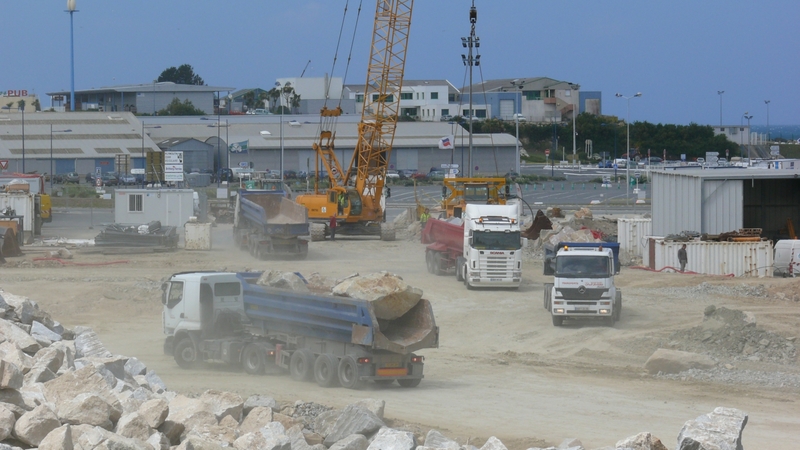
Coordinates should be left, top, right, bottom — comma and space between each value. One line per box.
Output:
421, 218, 464, 275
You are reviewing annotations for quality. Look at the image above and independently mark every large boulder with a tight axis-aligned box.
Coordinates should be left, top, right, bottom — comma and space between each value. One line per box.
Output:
366, 427, 415, 450
424, 429, 460, 450
353, 398, 385, 420
0, 342, 34, 374
37, 424, 73, 450
30, 321, 61, 343
0, 360, 22, 390
243, 394, 278, 414
42, 365, 123, 423
239, 406, 273, 435
57, 392, 116, 429
115, 411, 153, 441
615, 432, 667, 450
479, 437, 508, 450
329, 433, 369, 450
323, 405, 385, 446
313, 409, 342, 437
332, 272, 422, 320
12, 404, 61, 446
73, 330, 113, 359
257, 270, 310, 292
138, 398, 169, 429
0, 319, 40, 354
677, 407, 748, 450
0, 403, 16, 441
644, 348, 717, 374
201, 389, 244, 422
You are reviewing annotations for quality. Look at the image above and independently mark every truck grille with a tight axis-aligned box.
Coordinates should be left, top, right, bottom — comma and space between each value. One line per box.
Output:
558, 288, 608, 300
480, 255, 515, 275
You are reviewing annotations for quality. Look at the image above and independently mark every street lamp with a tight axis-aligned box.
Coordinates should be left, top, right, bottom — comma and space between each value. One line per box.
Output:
276, 81, 292, 182
764, 100, 771, 142
461, 2, 479, 177
571, 84, 580, 168
66, 0, 78, 112
744, 113, 753, 145
615, 92, 642, 205
50, 125, 72, 192
717, 90, 724, 128
140, 122, 161, 187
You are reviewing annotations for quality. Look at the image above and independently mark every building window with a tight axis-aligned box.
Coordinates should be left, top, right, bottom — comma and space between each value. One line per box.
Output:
421, 92, 425, 100
129, 194, 143, 212
449, 94, 457, 102
356, 94, 364, 103
476, 109, 487, 118
441, 108, 449, 116
372, 94, 394, 102
431, 92, 439, 100
400, 92, 413, 100
523, 90, 541, 100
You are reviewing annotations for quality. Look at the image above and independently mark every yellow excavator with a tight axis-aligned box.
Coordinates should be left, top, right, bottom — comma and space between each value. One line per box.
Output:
296, 0, 413, 241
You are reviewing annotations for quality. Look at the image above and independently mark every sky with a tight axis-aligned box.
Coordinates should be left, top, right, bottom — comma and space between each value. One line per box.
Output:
2, 0, 797, 126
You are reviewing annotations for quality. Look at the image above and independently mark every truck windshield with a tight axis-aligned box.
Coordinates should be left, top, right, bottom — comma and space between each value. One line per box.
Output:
471, 231, 521, 250
556, 256, 610, 278
464, 185, 489, 202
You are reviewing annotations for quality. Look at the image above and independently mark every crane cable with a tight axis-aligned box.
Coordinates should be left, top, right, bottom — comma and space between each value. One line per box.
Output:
337, 0, 364, 110
323, 0, 351, 111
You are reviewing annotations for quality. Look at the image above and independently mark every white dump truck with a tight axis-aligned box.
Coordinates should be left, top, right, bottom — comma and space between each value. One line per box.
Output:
543, 244, 621, 326
422, 204, 522, 289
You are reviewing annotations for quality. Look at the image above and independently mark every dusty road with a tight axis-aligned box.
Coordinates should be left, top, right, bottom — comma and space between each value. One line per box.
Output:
2, 224, 799, 448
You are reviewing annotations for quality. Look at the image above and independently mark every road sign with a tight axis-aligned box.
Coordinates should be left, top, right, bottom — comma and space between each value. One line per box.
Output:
0, 160, 7, 170
95, 177, 102, 187
164, 172, 184, 182
545, 150, 550, 156
165, 164, 184, 173
441, 163, 459, 169
239, 161, 249, 168
164, 152, 183, 164
131, 168, 145, 174
681, 154, 686, 161
634, 171, 641, 177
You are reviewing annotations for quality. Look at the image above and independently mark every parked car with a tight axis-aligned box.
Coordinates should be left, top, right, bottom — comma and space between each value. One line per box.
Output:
118, 174, 137, 185
439, 114, 453, 122
86, 172, 98, 184
386, 170, 401, 179
63, 172, 80, 184
428, 170, 446, 181
504, 171, 520, 180
598, 161, 612, 168
511, 113, 527, 122
409, 172, 428, 180
101, 174, 118, 186
283, 170, 297, 179
399, 169, 418, 178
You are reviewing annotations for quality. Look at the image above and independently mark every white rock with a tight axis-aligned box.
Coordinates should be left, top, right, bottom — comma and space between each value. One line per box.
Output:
138, 398, 169, 429
31, 321, 62, 343
479, 436, 508, 450
615, 431, 667, 450
329, 433, 369, 450
424, 429, 460, 450
201, 389, 244, 422
57, 392, 115, 429
367, 427, 416, 450
12, 404, 61, 446
73, 329, 113, 359
0, 359, 23, 389
243, 394, 278, 414
0, 341, 34, 374
332, 272, 422, 320
677, 407, 747, 450
43, 365, 123, 424
239, 406, 273, 435
0, 403, 16, 441
38, 424, 73, 450
323, 405, 385, 447
147, 431, 171, 450
0, 319, 40, 354
115, 411, 153, 441
644, 348, 717, 375
353, 398, 385, 420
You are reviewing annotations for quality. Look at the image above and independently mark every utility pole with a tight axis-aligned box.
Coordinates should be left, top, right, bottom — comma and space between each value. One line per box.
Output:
461, 1, 480, 177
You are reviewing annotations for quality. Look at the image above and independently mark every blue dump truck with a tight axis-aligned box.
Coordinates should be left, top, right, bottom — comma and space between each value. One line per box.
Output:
162, 272, 439, 389
233, 190, 309, 259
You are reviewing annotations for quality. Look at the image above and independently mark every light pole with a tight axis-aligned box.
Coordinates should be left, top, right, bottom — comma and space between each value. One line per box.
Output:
717, 90, 724, 128
276, 81, 292, 182
514, 113, 520, 174
615, 92, 642, 205
764, 100, 771, 142
21, 105, 25, 173
66, 0, 78, 111
571, 84, 579, 168
744, 113, 753, 146
461, 1, 479, 177
50, 125, 72, 193
140, 123, 160, 187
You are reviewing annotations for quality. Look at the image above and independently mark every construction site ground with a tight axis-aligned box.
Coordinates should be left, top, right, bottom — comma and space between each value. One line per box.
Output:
2, 224, 799, 449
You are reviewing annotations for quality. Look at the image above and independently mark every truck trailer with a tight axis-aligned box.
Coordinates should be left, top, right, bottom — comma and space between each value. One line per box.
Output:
162, 271, 439, 389
233, 190, 309, 259
543, 243, 622, 326
422, 204, 522, 289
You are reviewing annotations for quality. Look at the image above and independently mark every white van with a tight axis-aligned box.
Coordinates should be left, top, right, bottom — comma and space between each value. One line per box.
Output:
773, 240, 800, 277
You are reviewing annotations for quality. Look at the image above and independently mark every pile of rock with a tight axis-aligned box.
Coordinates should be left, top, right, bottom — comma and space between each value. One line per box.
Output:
662, 305, 797, 365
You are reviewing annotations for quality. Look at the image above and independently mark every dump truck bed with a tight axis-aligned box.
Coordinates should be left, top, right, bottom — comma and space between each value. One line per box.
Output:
239, 191, 309, 236
421, 217, 463, 254
237, 272, 438, 355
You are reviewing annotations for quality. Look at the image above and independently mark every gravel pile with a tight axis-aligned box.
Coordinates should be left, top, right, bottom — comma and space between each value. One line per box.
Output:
652, 282, 769, 299
289, 401, 333, 421
663, 306, 797, 365
657, 366, 800, 389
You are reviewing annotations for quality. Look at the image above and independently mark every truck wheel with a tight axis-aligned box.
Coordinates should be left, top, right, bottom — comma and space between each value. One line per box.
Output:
544, 283, 554, 310
425, 252, 433, 273
310, 223, 326, 242
455, 257, 465, 281
337, 356, 364, 390
464, 270, 474, 290
397, 378, 422, 388
614, 292, 622, 322
242, 344, 265, 375
313, 354, 339, 387
432, 253, 444, 276
380, 223, 395, 241
289, 349, 315, 381
604, 316, 615, 327
552, 315, 563, 327
173, 338, 197, 369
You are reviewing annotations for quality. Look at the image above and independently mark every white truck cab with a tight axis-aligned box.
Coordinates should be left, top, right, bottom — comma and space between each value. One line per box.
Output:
544, 245, 621, 326
459, 204, 522, 289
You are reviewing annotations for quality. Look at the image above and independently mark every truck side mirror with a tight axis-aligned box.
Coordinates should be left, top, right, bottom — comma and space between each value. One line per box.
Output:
442, 186, 447, 198
385, 186, 391, 198
505, 185, 510, 196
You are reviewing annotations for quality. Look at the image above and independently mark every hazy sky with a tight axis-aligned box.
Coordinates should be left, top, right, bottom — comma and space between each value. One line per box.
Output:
3, 1, 797, 126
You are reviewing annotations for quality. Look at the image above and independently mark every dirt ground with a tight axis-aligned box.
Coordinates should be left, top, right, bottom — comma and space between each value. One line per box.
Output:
1, 225, 799, 449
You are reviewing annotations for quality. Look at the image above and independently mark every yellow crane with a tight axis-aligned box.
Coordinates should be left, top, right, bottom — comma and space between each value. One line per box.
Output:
297, 0, 413, 241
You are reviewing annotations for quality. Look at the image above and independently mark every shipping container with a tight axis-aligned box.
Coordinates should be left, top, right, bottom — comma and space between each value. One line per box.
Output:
617, 218, 652, 260
643, 239, 773, 278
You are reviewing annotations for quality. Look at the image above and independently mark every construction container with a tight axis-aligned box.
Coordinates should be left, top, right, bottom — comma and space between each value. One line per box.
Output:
184, 221, 212, 250
617, 218, 652, 260
643, 238, 773, 278
0, 193, 35, 243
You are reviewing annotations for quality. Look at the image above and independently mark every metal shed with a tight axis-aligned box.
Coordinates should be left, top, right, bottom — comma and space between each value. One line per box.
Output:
652, 169, 800, 239
114, 189, 195, 228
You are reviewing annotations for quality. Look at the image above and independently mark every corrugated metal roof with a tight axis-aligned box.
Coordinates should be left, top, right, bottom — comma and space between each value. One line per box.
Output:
46, 82, 234, 96
654, 168, 800, 180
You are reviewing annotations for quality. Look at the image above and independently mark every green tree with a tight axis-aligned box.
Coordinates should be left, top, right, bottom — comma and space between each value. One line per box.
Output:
31, 98, 41, 111
290, 93, 301, 114
17, 100, 26, 111
157, 98, 205, 116
5, 102, 13, 111
158, 64, 205, 85
266, 88, 280, 113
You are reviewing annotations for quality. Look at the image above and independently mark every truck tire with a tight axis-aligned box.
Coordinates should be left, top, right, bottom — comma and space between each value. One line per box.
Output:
380, 223, 395, 241
464, 271, 474, 290
425, 251, 434, 274
544, 283, 554, 310
552, 315, 563, 327
397, 378, 422, 388
432, 253, 444, 276
455, 257, 465, 281
337, 356, 364, 390
313, 354, 339, 387
174, 338, 198, 369
614, 291, 622, 322
289, 349, 315, 382
242, 344, 265, 375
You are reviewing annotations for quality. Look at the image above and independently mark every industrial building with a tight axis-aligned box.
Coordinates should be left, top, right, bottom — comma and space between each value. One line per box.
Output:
651, 169, 800, 240
0, 112, 518, 180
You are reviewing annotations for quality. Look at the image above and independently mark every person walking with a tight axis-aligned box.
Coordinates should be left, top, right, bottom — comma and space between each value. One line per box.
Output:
420, 208, 430, 228
678, 244, 688, 273
329, 215, 337, 241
